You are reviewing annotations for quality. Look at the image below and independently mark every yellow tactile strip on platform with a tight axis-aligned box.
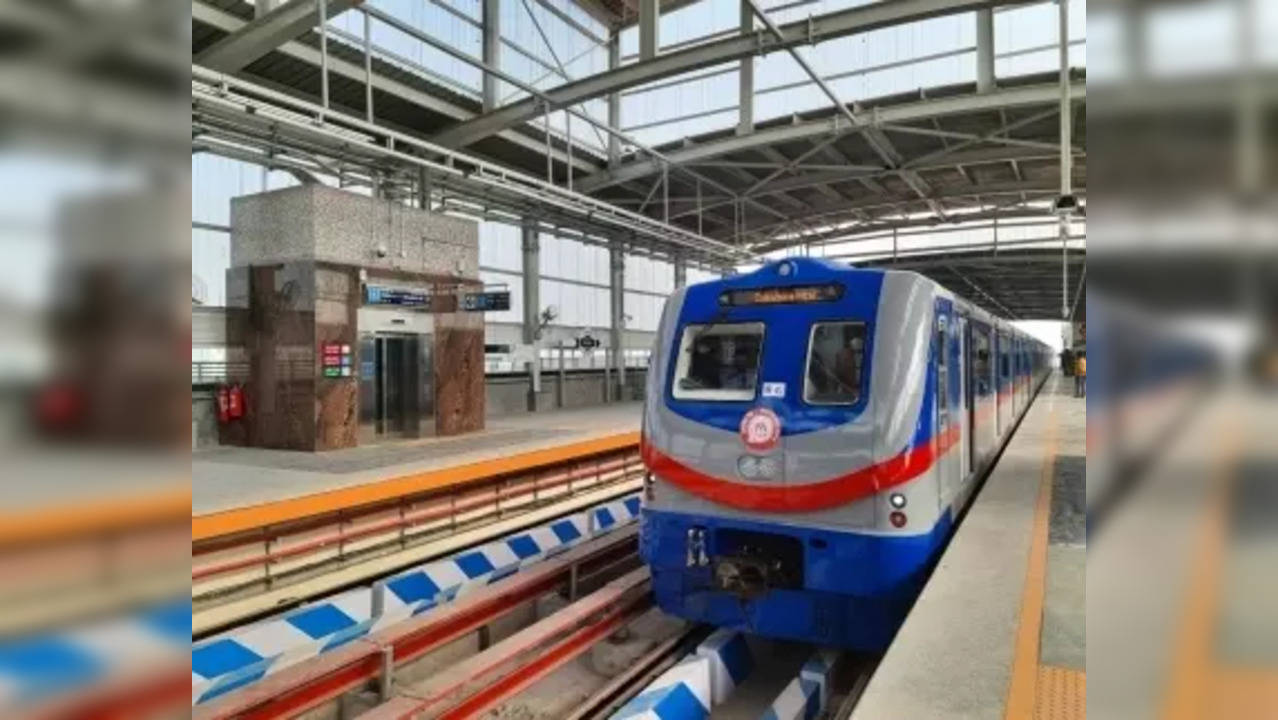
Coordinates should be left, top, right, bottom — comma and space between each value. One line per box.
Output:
1035, 665, 1086, 720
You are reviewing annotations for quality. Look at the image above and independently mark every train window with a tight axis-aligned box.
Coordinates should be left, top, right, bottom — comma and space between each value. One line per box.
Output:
936, 326, 948, 414
671, 322, 764, 401
973, 330, 991, 395
803, 322, 866, 405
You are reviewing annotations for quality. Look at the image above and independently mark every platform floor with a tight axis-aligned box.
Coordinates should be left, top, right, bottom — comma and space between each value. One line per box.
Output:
193, 402, 641, 515
851, 372, 1085, 720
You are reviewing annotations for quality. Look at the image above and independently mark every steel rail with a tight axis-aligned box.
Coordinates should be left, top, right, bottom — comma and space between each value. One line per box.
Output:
191, 66, 756, 265
358, 567, 652, 719
193, 528, 641, 720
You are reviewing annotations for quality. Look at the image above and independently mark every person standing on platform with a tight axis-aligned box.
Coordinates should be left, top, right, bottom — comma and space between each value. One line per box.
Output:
1074, 352, 1086, 398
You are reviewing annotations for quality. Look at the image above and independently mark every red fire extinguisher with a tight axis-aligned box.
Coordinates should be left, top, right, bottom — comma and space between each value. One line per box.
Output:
228, 384, 245, 420
216, 385, 231, 424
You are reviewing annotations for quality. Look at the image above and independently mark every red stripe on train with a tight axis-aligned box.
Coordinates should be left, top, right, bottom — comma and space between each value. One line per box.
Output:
641, 423, 962, 513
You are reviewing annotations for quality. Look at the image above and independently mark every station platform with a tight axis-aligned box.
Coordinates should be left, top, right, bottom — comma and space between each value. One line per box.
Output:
852, 372, 1085, 720
193, 402, 641, 529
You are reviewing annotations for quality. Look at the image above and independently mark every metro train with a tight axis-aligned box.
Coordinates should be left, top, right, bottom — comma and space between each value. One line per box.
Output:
639, 257, 1051, 650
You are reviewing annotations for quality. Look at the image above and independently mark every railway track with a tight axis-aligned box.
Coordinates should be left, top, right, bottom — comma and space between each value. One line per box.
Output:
194, 443, 642, 635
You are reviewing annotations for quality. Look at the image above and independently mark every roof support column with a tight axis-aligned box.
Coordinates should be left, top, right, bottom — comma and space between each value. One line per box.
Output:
482, 0, 501, 111
639, 0, 659, 61
255, 0, 281, 18
673, 253, 688, 289
522, 223, 542, 410
976, 8, 995, 93
1058, 0, 1071, 319
609, 240, 627, 400
737, 0, 755, 135
607, 29, 621, 167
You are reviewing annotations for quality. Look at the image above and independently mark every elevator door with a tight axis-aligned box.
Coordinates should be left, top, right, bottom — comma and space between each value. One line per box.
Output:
359, 333, 431, 441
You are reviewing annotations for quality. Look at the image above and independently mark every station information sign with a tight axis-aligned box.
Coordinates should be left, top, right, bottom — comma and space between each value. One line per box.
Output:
321, 342, 353, 378
364, 285, 431, 308
462, 290, 512, 312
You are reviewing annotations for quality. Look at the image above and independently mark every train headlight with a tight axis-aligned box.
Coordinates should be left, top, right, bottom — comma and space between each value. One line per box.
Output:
737, 455, 779, 480
756, 455, 781, 479
889, 492, 907, 509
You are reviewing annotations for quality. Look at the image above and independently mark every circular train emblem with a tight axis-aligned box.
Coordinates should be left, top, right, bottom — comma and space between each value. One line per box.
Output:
740, 407, 781, 451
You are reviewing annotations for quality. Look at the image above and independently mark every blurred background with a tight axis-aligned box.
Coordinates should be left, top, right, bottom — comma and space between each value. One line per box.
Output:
0, 0, 1273, 716
0, 1, 192, 718
1087, 0, 1278, 718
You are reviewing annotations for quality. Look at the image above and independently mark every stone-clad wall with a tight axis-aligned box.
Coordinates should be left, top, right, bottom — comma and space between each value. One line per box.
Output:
225, 186, 483, 451
231, 184, 478, 278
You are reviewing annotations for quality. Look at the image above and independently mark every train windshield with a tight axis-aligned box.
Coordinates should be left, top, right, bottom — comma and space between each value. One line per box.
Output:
804, 321, 867, 405
671, 322, 764, 402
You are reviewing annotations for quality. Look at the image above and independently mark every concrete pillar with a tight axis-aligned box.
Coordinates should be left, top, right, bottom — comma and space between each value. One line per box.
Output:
609, 240, 626, 399
607, 30, 622, 167
976, 9, 995, 93
737, 1, 754, 135
482, 0, 501, 111
639, 0, 659, 61
673, 253, 688, 289
255, 0, 281, 17
521, 223, 541, 409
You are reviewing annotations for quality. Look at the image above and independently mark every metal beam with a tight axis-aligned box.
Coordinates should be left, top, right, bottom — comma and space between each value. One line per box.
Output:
976, 8, 994, 93
482, 0, 500, 111
578, 81, 1084, 193
429, 0, 1021, 149
607, 29, 622, 167
195, 0, 362, 73
192, 1, 601, 174
639, 0, 659, 60
737, 0, 754, 136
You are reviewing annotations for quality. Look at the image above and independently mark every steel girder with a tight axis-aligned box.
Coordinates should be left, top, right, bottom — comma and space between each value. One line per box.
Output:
578, 81, 1085, 193
195, 0, 364, 73
429, 0, 1021, 149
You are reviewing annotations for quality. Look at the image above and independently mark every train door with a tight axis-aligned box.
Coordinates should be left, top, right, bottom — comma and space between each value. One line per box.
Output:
960, 315, 973, 478
934, 301, 961, 505
996, 330, 1011, 437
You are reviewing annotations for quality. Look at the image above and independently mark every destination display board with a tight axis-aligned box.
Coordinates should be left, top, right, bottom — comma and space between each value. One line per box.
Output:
719, 283, 843, 307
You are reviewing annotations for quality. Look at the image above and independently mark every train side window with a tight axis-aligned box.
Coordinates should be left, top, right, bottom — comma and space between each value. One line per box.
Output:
803, 321, 866, 405
973, 330, 991, 395
936, 325, 948, 414
671, 322, 764, 401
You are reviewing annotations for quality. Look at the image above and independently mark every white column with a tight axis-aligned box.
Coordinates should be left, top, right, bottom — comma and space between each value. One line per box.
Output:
522, 223, 541, 409
609, 240, 626, 399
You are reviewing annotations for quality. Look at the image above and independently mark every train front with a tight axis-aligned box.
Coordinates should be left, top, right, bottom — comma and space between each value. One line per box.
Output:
639, 258, 946, 650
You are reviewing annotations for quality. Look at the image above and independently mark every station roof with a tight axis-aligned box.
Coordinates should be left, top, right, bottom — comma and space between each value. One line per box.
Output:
190, 0, 1085, 318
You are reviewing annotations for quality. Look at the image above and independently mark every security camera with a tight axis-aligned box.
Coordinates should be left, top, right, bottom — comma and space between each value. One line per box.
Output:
375, 243, 389, 258
1053, 195, 1079, 216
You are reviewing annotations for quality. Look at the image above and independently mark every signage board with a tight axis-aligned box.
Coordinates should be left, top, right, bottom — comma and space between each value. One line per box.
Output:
320, 341, 353, 379
462, 291, 512, 312
365, 285, 431, 308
